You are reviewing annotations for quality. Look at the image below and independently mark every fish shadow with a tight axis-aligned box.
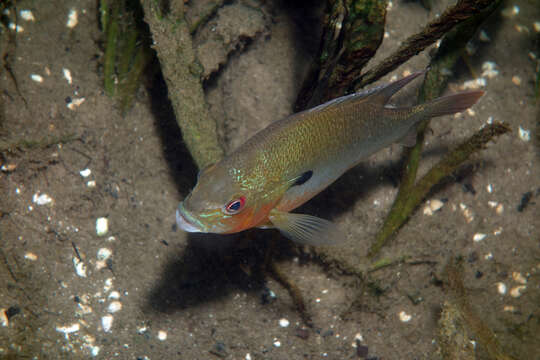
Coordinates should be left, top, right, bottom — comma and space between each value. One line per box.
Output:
145, 231, 299, 313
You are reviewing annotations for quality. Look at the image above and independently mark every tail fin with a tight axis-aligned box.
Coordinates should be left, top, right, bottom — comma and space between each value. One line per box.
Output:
425, 91, 484, 117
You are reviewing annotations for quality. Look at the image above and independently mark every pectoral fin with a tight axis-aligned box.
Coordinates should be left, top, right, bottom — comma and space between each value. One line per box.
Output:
268, 210, 344, 246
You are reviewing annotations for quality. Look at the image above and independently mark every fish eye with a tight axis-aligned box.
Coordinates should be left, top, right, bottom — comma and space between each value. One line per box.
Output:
224, 196, 246, 215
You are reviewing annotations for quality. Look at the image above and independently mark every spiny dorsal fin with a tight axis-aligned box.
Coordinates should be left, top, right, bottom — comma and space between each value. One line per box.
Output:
368, 70, 426, 105
305, 70, 426, 114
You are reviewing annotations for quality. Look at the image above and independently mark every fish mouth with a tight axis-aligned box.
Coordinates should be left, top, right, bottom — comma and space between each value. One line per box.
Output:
176, 203, 203, 233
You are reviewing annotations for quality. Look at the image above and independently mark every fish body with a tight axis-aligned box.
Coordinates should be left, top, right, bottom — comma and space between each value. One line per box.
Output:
176, 71, 483, 245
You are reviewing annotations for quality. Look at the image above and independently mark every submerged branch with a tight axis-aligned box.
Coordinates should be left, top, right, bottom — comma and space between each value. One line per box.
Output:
368, 0, 502, 258
355, 0, 497, 90
442, 258, 518, 360
369, 122, 510, 257
140, 0, 224, 169
295, 0, 388, 110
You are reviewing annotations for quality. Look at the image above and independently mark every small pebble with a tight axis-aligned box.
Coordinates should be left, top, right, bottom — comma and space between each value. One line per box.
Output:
56, 323, 80, 334
423, 199, 444, 216
496, 282, 507, 295
80, 168, 91, 177
66, 9, 78, 28
73, 257, 87, 277
503, 305, 517, 313
486, 184, 493, 193
157, 330, 167, 341
87, 180, 96, 187
33, 192, 53, 205
0, 309, 8, 327
107, 301, 122, 313
101, 314, 113, 332
97, 248, 112, 261
511, 76, 521, 86
512, 272, 527, 284
495, 203, 504, 215
30, 74, 43, 83
534, 22, 540, 33
481, 61, 498, 79
273, 339, 281, 347
518, 126, 530, 141
24, 252, 38, 261
398, 311, 412, 322
473, 233, 487, 242
8, 23, 24, 32
20, 10, 35, 21
63, 68, 73, 85
96, 217, 109, 236
509, 285, 526, 298
108, 291, 121, 300
279, 318, 290, 328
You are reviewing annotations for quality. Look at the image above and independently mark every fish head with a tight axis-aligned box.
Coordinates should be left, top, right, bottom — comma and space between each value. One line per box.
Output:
176, 161, 279, 234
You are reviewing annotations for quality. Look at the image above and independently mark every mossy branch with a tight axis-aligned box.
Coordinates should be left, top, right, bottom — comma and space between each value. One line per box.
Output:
369, 122, 510, 257
442, 258, 518, 360
140, 0, 224, 169
295, 0, 387, 111
355, 0, 497, 90
368, 0, 502, 258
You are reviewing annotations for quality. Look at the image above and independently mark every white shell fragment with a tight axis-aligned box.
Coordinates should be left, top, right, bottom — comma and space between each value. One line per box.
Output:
80, 168, 91, 177
63, 68, 73, 84
157, 330, 167, 341
30, 74, 44, 83
33, 192, 53, 205
56, 323, 80, 334
108, 291, 121, 300
0, 309, 8, 327
24, 252, 38, 261
273, 339, 281, 347
423, 199, 444, 216
20, 10, 35, 21
278, 318, 290, 327
473, 233, 487, 242
97, 248, 112, 261
481, 61, 498, 79
398, 311, 412, 322
496, 282, 507, 295
510, 285, 526, 298
461, 78, 486, 90
101, 314, 113, 332
512, 272, 527, 285
96, 217, 109, 236
8, 23, 24, 32
87, 180, 96, 188
459, 203, 475, 223
518, 126, 530, 141
107, 301, 122, 313
67, 97, 85, 110
73, 257, 87, 277
66, 9, 78, 28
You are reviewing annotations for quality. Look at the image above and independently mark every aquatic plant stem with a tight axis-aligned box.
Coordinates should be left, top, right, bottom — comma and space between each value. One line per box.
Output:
443, 258, 518, 360
355, 0, 497, 90
140, 0, 224, 169
368, 0, 502, 258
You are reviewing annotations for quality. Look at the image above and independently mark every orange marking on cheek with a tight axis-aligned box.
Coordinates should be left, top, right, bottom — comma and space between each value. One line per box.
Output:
229, 202, 277, 233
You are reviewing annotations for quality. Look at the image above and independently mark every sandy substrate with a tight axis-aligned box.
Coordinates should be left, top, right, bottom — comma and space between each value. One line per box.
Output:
1, 0, 539, 359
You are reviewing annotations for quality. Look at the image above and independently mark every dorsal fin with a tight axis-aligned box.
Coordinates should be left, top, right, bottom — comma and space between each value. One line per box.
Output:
368, 70, 426, 105
305, 70, 426, 114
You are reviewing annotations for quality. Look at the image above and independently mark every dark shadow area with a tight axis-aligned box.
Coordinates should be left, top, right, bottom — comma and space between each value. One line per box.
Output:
146, 62, 199, 197
145, 229, 299, 313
